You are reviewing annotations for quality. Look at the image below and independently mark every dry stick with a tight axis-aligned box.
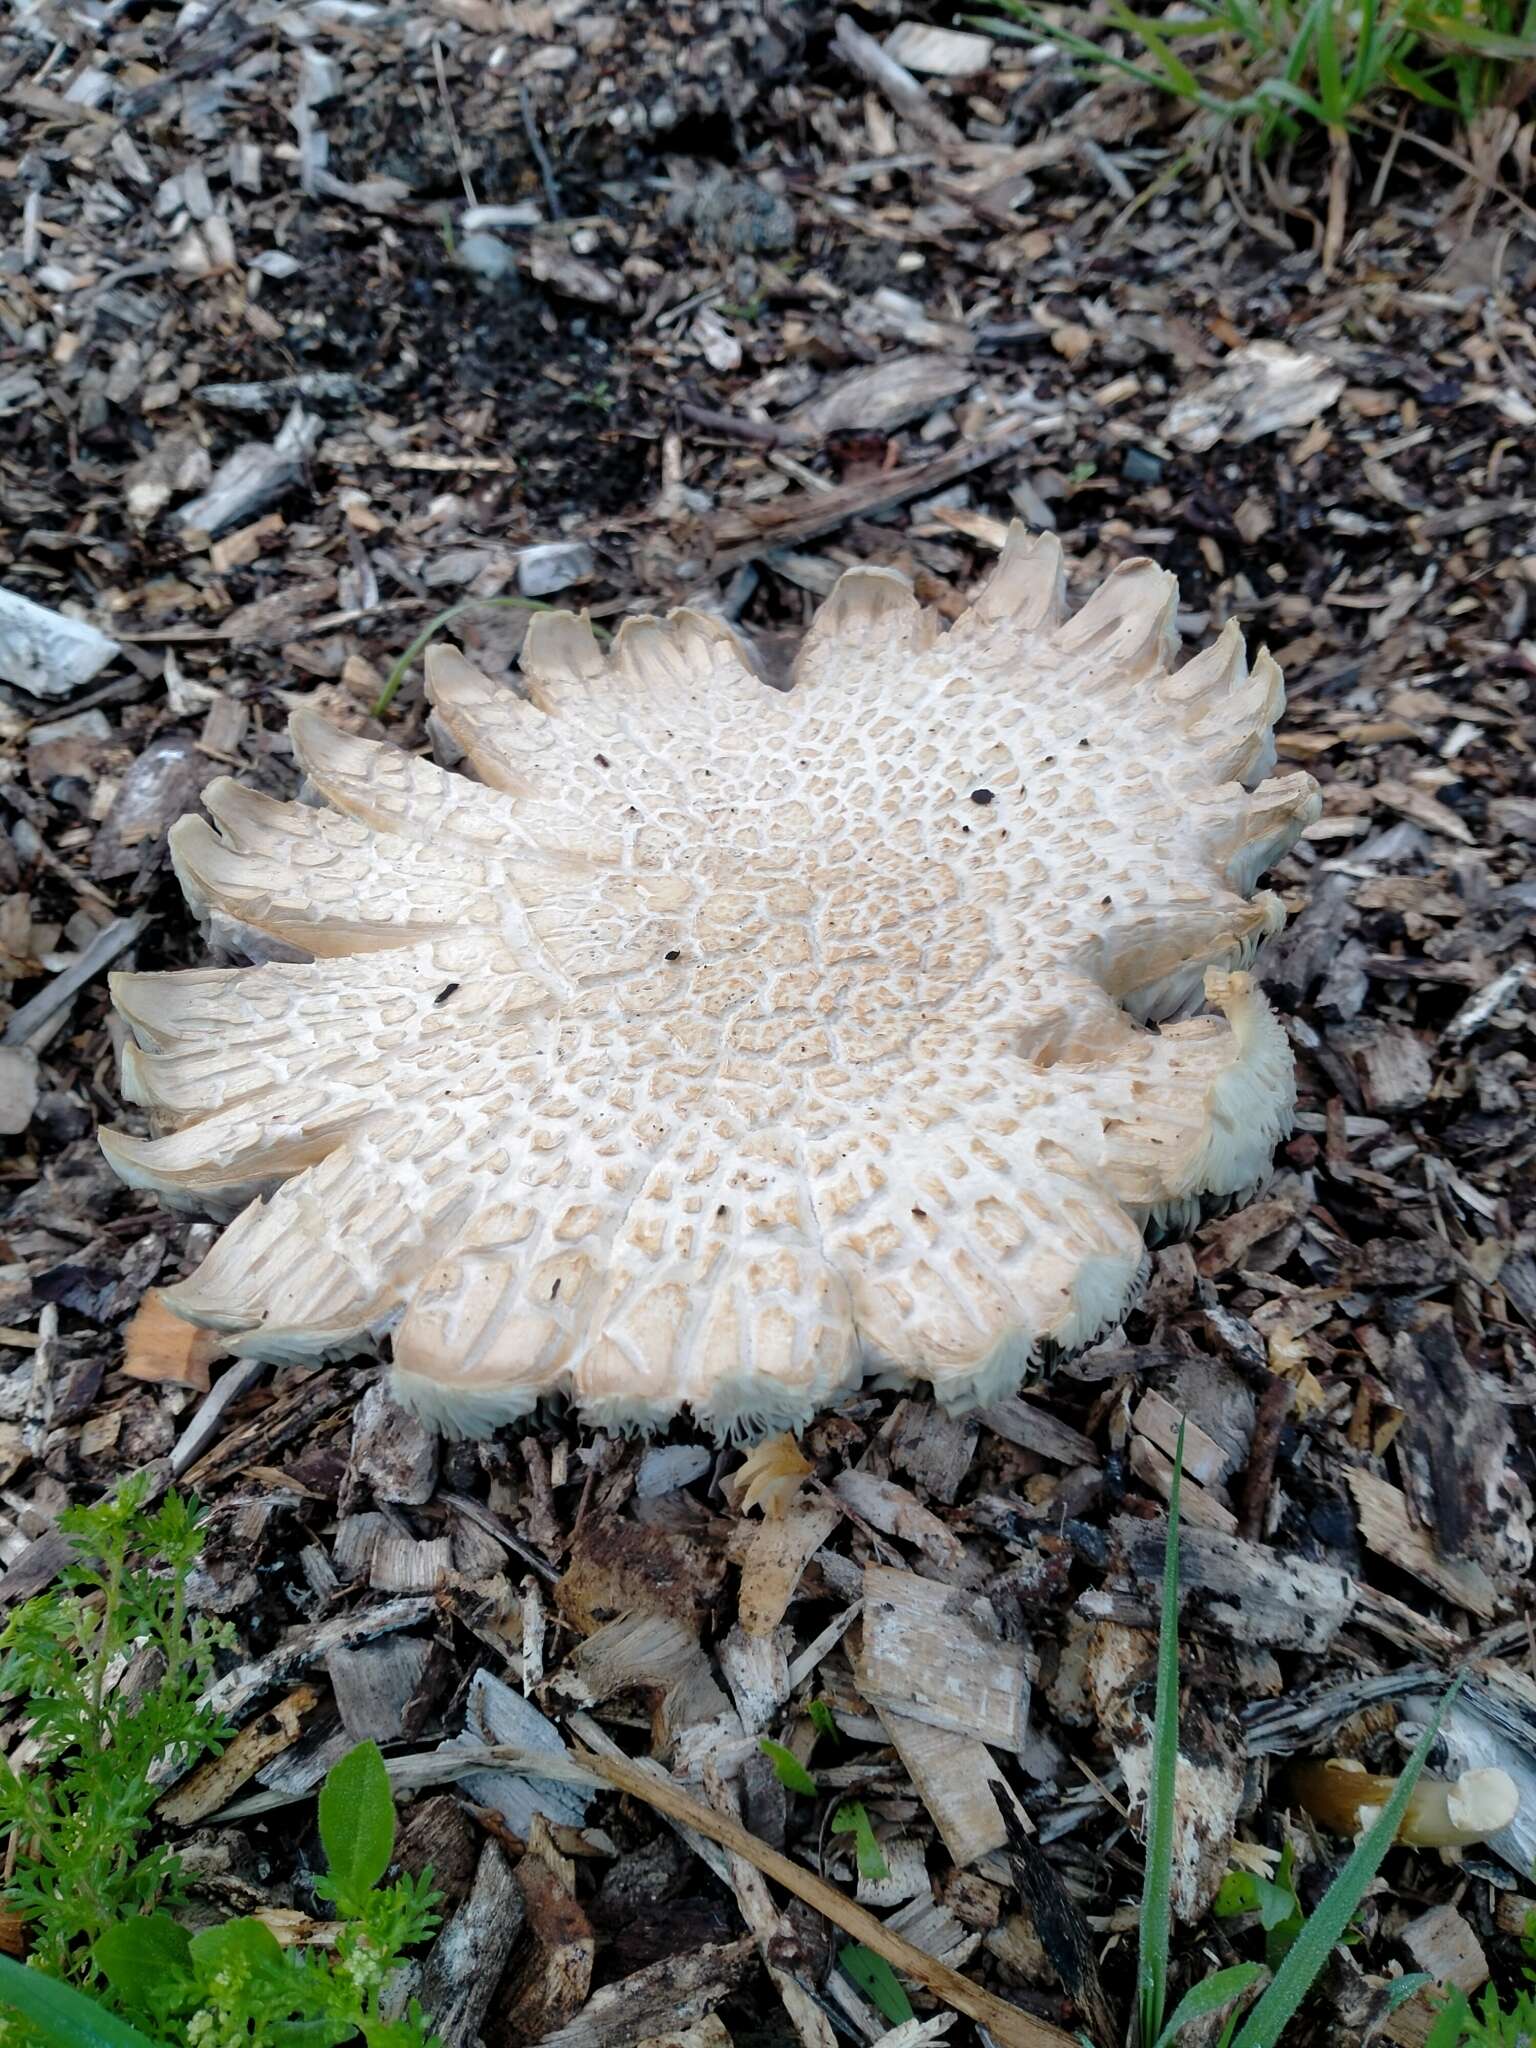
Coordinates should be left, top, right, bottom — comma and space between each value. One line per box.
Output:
521, 81, 563, 220
433, 37, 477, 209
832, 13, 968, 155
1237, 1372, 1294, 1542
711, 422, 1049, 573
1321, 127, 1351, 276
704, 1762, 839, 2048
569, 1741, 1081, 2048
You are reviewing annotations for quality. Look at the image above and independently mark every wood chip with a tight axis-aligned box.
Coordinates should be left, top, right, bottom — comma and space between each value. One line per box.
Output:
158, 1686, 318, 1825
858, 1563, 1030, 1753
121, 1289, 224, 1390
737, 1500, 841, 1638
1344, 1467, 1499, 1619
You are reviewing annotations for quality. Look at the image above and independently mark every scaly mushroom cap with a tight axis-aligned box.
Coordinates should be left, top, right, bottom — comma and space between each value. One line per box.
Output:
101, 529, 1320, 1438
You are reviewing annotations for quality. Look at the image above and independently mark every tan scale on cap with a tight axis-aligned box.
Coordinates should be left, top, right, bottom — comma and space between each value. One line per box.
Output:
100, 528, 1322, 1438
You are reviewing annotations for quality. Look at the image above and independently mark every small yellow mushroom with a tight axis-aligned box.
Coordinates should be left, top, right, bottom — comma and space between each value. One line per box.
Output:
1288, 1757, 1519, 1848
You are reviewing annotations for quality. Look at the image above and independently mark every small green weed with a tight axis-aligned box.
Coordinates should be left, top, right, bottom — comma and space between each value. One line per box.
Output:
1213, 1845, 1305, 1968
0, 1482, 440, 2048
0, 1737, 441, 2047
758, 1737, 818, 1795
1429, 1901, 1536, 2046
981, 0, 1536, 151
1432, 1983, 1536, 2047
0, 1477, 231, 1979
371, 597, 551, 717
1135, 1425, 1461, 2048
806, 1699, 839, 1743
371, 597, 617, 718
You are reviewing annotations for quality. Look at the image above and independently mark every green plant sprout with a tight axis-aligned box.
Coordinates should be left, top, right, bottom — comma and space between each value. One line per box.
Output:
831, 1801, 891, 1883
1214, 1845, 1305, 1968
759, 1737, 818, 1796
372, 595, 617, 717
1428, 1900, 1536, 2046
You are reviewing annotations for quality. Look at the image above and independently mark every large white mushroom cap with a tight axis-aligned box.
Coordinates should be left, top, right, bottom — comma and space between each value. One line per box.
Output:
101, 528, 1320, 1438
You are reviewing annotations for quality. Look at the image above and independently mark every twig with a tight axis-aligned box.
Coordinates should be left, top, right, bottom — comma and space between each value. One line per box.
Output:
1321, 126, 1351, 275
521, 82, 563, 221
833, 14, 968, 156
2, 912, 146, 1048
434, 38, 478, 209
679, 403, 799, 447
22, 1305, 58, 1456
704, 1763, 839, 2048
1237, 1372, 1295, 1543
564, 1739, 1082, 2048
712, 422, 1050, 572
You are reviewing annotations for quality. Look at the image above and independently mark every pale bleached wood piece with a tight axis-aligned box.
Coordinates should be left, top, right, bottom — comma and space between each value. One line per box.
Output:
858, 1562, 1030, 1752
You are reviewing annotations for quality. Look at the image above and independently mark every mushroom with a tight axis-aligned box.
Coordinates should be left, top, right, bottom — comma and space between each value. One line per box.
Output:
1288, 1758, 1521, 1848
100, 528, 1321, 1438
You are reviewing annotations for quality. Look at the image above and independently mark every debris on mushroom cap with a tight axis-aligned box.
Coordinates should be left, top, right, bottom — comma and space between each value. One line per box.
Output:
1288, 1758, 1521, 1848
98, 526, 1321, 1439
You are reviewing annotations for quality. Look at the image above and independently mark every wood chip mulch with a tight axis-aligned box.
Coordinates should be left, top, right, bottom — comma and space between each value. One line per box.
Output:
1, 3, 1534, 2045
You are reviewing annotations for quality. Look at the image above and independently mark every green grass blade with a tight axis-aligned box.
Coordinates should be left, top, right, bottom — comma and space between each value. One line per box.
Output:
1313, 0, 1346, 120
372, 595, 559, 717
1381, 52, 1462, 101
0, 1956, 158, 2048
1254, 74, 1334, 117
1137, 1422, 1186, 2048
1105, 0, 1208, 93
1230, 1678, 1466, 2048
1098, 7, 1243, 37
978, 11, 1184, 87
1409, 18, 1536, 54
1345, 0, 1383, 102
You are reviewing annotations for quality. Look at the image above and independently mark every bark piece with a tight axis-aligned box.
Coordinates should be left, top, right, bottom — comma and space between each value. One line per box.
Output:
159, 1686, 317, 1825
418, 1841, 524, 2048
179, 403, 319, 538
497, 1816, 596, 2043
0, 586, 120, 697
347, 1378, 439, 1507
558, 1517, 727, 1635
442, 1668, 592, 1838
1344, 1467, 1498, 1619
325, 1634, 438, 1743
980, 1397, 1099, 1468
122, 1290, 224, 1391
542, 1941, 757, 2048
1111, 1517, 1354, 1650
553, 1611, 731, 1750
857, 1562, 1030, 1752
738, 1501, 840, 1637
876, 1707, 1010, 1867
